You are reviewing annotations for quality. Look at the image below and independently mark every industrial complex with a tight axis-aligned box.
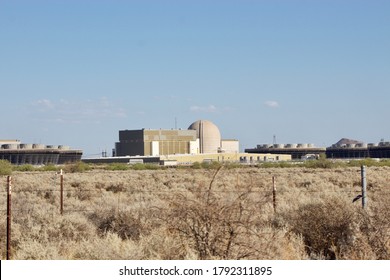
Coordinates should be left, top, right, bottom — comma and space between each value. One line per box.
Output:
3, 120, 389, 166
115, 120, 239, 157
84, 120, 291, 165
245, 138, 390, 160
0, 140, 82, 165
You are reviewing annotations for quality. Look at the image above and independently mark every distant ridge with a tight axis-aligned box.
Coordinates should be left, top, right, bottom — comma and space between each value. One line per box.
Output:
334, 138, 363, 146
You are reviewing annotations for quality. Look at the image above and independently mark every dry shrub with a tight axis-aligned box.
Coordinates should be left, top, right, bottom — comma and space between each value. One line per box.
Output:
0, 160, 13, 175
358, 201, 390, 259
14, 240, 62, 260
68, 181, 92, 201
161, 187, 307, 260
105, 183, 126, 193
95, 182, 106, 189
13, 211, 96, 245
63, 161, 90, 173
2, 167, 389, 260
0, 219, 6, 258
138, 226, 198, 260
90, 210, 143, 241
167, 194, 248, 259
46, 214, 96, 242
158, 167, 307, 259
286, 196, 357, 259
70, 232, 141, 259
43, 190, 56, 204
0, 219, 23, 259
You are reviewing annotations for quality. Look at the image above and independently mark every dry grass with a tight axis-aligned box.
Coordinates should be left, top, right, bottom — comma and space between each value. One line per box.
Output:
0, 166, 389, 260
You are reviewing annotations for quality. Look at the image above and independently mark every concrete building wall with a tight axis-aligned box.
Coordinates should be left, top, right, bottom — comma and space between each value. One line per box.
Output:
144, 129, 197, 156
116, 130, 144, 156
0, 140, 21, 146
151, 141, 160, 156
221, 139, 239, 153
162, 152, 291, 165
189, 139, 200, 154
116, 129, 197, 156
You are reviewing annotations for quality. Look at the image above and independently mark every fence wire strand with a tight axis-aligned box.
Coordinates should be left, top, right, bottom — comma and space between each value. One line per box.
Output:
1, 171, 390, 217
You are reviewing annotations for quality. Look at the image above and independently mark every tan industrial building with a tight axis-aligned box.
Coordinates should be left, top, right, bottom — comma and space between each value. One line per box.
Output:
110, 119, 292, 165
82, 120, 292, 165
162, 152, 291, 165
115, 120, 239, 157
115, 129, 199, 156
220, 139, 240, 153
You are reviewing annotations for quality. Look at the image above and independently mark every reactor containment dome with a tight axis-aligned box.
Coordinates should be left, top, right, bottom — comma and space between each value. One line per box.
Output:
188, 120, 221, 154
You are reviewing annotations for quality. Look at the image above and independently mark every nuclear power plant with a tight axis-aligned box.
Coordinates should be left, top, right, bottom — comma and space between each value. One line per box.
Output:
4, 120, 388, 166
245, 138, 390, 160
84, 119, 291, 165
115, 120, 239, 157
0, 140, 82, 165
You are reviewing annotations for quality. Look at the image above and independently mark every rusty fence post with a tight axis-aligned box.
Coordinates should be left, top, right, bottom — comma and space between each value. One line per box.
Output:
361, 165, 367, 209
7, 176, 12, 260
272, 176, 277, 213
60, 169, 64, 215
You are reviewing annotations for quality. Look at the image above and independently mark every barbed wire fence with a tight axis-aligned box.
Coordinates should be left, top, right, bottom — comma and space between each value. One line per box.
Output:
1, 165, 389, 259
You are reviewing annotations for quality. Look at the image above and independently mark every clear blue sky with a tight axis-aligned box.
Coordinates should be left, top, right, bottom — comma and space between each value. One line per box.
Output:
1, 0, 389, 157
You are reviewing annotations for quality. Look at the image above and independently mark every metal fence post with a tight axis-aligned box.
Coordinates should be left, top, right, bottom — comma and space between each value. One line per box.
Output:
60, 169, 64, 215
272, 176, 277, 213
7, 176, 12, 260
361, 165, 367, 209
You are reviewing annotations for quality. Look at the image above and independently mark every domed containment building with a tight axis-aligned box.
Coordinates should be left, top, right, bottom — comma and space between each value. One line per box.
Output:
115, 119, 239, 157
188, 120, 221, 154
